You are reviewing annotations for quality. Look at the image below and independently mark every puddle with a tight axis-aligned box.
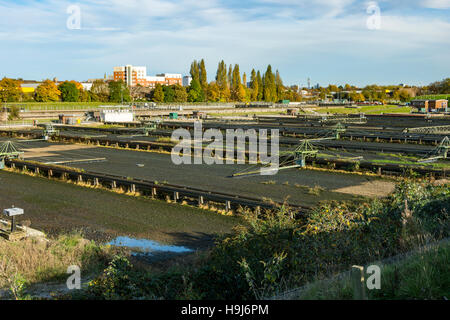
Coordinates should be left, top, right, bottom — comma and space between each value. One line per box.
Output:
107, 236, 193, 256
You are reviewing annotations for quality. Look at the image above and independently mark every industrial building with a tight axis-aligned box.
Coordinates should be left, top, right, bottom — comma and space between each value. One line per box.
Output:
411, 99, 448, 113
113, 65, 182, 88
99, 106, 134, 123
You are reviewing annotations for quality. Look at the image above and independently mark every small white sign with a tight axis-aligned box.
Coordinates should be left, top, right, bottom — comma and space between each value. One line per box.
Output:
3, 208, 24, 217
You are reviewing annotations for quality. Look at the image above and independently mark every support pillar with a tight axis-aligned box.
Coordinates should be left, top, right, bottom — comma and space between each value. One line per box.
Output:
225, 200, 231, 211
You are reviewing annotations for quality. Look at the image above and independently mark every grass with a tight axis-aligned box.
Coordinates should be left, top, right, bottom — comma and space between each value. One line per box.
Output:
2, 102, 122, 111
294, 241, 450, 300
208, 111, 285, 116
414, 94, 450, 100
0, 232, 120, 293
156, 137, 176, 144
316, 105, 412, 114
372, 158, 450, 170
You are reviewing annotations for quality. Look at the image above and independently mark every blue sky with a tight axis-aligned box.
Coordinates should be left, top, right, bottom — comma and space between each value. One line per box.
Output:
0, 0, 449, 87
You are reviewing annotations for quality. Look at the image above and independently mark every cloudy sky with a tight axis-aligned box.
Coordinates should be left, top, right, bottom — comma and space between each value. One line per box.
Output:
0, 0, 449, 87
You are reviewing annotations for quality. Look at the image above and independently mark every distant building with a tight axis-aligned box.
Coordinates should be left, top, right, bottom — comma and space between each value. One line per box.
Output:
183, 76, 192, 87
20, 83, 41, 93
99, 106, 134, 123
113, 65, 182, 88
411, 99, 448, 113
81, 83, 93, 91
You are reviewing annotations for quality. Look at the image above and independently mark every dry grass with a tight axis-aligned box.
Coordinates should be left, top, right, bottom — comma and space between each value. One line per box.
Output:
0, 232, 119, 289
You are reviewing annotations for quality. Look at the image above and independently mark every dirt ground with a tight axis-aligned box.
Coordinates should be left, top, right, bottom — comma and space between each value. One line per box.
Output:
332, 179, 396, 197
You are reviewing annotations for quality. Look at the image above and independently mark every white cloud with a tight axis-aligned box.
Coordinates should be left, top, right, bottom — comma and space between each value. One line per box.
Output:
421, 0, 450, 9
0, 0, 448, 85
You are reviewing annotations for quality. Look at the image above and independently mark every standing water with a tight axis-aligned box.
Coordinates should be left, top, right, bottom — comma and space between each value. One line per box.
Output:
107, 236, 193, 256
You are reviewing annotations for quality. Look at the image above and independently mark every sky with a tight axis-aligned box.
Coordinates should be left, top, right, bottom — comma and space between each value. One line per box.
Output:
0, 0, 449, 87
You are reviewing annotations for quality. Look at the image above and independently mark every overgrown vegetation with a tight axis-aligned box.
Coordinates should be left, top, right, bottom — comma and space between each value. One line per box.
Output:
0, 232, 120, 299
80, 180, 448, 300
293, 241, 450, 300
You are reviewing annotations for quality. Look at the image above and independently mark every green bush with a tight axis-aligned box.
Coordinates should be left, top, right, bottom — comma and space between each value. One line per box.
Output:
85, 181, 449, 300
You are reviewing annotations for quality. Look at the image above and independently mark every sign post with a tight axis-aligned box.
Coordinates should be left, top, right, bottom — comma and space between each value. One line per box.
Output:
3, 207, 24, 233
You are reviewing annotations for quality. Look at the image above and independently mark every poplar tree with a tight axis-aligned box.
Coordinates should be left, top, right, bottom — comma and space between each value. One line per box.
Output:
199, 59, 207, 90
215, 60, 230, 102
256, 71, 263, 101
250, 69, 259, 101
275, 70, 284, 101
190, 60, 200, 83
263, 65, 276, 102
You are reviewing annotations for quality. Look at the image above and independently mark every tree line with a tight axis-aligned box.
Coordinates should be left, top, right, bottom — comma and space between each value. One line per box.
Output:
0, 78, 131, 103
1, 70, 448, 104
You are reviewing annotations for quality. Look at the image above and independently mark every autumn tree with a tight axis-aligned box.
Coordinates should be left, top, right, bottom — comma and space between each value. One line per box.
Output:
215, 60, 230, 102
0, 77, 22, 102
35, 80, 61, 102
173, 84, 188, 102
207, 82, 220, 102
90, 80, 110, 102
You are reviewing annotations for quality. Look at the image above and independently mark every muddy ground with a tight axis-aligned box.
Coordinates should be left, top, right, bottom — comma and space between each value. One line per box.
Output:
0, 170, 239, 249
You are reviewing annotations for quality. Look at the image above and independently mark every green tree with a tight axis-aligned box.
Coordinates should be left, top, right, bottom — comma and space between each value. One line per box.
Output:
275, 70, 284, 101
0, 78, 22, 102
163, 85, 175, 102
108, 80, 130, 103
257, 71, 263, 101
152, 83, 164, 102
188, 79, 204, 102
58, 81, 79, 102
173, 84, 188, 102
263, 65, 276, 102
190, 60, 200, 83
35, 80, 61, 102
231, 64, 242, 101
199, 59, 208, 97
250, 69, 259, 101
